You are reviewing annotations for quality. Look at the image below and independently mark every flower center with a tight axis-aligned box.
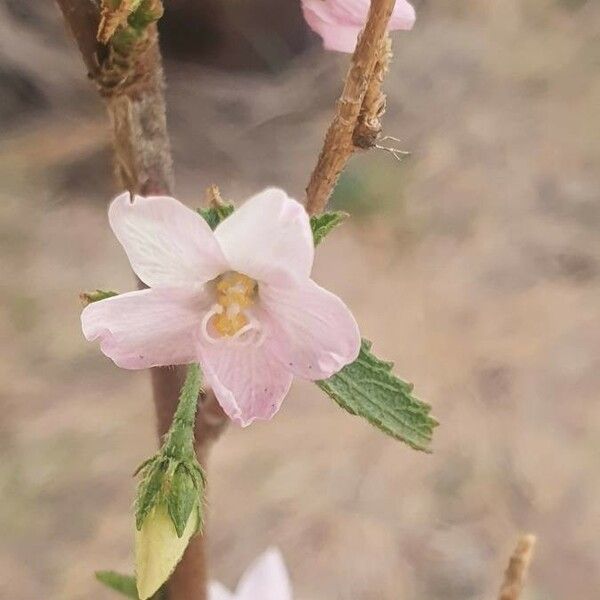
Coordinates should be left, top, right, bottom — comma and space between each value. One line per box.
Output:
211, 272, 258, 337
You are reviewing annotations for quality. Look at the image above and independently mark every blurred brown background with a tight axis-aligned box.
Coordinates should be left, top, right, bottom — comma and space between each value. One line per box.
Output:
1, 0, 599, 598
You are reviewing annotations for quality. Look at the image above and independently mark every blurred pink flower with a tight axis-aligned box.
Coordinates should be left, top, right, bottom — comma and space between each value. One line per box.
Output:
209, 548, 292, 600
81, 188, 360, 426
302, 0, 415, 53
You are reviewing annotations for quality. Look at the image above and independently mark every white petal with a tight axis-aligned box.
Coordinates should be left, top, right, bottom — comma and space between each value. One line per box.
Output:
260, 277, 361, 380
208, 581, 235, 600
237, 548, 292, 600
109, 192, 227, 288
198, 337, 293, 427
214, 188, 314, 283
81, 287, 208, 369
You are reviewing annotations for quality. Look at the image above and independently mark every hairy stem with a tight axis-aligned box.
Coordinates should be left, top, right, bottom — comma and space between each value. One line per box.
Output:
163, 364, 201, 459
55, 3, 227, 598
305, 0, 397, 215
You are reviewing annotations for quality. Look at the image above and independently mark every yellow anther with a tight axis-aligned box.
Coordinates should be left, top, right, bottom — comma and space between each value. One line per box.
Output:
212, 272, 257, 336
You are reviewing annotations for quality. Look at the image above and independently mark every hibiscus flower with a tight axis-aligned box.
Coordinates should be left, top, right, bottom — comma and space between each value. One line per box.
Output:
82, 188, 360, 426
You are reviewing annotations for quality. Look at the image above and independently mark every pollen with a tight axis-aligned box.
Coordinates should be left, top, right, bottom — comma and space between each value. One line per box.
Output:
212, 272, 257, 336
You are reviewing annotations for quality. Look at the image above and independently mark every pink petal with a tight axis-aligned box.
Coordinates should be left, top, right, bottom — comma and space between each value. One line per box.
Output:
388, 0, 416, 30
109, 192, 228, 288
214, 188, 314, 284
198, 337, 293, 427
81, 288, 208, 369
302, 5, 362, 53
302, 0, 415, 54
237, 548, 292, 600
260, 276, 361, 380
208, 582, 235, 600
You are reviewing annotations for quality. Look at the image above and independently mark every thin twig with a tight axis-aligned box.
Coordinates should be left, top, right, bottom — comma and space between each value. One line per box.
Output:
305, 0, 397, 216
498, 534, 537, 600
54, 0, 105, 77
55, 3, 224, 598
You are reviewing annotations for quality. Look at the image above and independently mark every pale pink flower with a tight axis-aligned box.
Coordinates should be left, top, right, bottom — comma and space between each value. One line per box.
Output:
209, 548, 292, 600
302, 0, 415, 53
81, 188, 360, 426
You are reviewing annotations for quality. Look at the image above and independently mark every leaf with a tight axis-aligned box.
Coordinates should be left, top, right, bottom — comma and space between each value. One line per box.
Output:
197, 204, 235, 230
79, 289, 118, 306
316, 340, 438, 452
95, 570, 138, 599
310, 211, 349, 245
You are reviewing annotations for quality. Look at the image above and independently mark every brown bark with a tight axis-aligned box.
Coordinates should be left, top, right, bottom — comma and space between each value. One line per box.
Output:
55, 2, 225, 598
353, 36, 392, 150
305, 0, 397, 216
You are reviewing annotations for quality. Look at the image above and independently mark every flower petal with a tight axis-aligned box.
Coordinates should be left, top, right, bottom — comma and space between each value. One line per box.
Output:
81, 287, 208, 369
109, 192, 227, 288
302, 0, 361, 53
214, 188, 314, 283
302, 0, 415, 53
237, 548, 292, 600
260, 277, 361, 380
198, 338, 293, 427
388, 0, 416, 30
208, 582, 235, 600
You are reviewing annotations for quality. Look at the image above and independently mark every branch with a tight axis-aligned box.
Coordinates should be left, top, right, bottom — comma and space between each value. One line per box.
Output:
353, 36, 392, 150
498, 534, 537, 600
56, 2, 224, 598
55, 0, 104, 77
305, 0, 397, 216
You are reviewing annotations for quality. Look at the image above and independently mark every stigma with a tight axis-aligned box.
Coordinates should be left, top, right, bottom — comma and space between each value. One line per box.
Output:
212, 272, 258, 337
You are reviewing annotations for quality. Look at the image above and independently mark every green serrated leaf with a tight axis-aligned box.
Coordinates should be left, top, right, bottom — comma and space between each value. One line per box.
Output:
197, 204, 235, 230
135, 458, 168, 530
95, 570, 138, 599
316, 339, 438, 452
310, 211, 349, 245
80, 289, 118, 306
167, 464, 201, 538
